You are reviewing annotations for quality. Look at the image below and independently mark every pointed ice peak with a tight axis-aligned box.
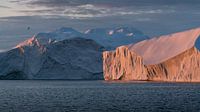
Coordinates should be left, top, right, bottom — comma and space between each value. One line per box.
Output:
15, 36, 36, 48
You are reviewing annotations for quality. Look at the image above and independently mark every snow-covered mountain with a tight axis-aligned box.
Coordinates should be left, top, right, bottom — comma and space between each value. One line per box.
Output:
17, 27, 148, 50
0, 26, 148, 79
84, 27, 149, 49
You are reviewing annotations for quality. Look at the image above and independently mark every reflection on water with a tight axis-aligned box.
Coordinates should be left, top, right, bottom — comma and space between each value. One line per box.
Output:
0, 80, 199, 112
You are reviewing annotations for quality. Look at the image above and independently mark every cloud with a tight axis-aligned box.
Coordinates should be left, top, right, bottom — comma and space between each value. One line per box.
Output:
9, 0, 186, 20
135, 18, 151, 22
13, 0, 200, 8
14, 3, 175, 19
3, 0, 200, 34
0, 5, 10, 9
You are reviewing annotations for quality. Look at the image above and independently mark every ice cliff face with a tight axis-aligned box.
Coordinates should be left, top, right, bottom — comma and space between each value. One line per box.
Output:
103, 28, 200, 82
146, 47, 200, 82
103, 46, 147, 80
0, 27, 148, 79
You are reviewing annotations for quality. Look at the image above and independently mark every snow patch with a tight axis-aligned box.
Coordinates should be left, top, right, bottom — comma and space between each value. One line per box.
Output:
108, 30, 114, 35
126, 33, 134, 36
117, 28, 124, 33
84, 29, 91, 34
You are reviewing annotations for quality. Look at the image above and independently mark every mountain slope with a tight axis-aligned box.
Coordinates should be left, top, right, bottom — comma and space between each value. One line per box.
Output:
0, 38, 104, 79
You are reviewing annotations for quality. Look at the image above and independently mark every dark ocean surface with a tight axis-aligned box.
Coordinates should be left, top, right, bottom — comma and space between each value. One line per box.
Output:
0, 80, 199, 112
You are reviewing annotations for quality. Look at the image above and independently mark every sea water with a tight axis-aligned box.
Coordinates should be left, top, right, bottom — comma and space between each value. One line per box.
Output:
0, 80, 199, 112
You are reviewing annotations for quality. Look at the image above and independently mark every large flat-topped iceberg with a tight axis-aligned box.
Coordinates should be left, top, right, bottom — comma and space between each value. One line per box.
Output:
128, 28, 200, 65
103, 27, 200, 82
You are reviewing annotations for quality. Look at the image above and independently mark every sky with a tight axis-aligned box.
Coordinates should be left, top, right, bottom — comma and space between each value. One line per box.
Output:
0, 0, 200, 51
